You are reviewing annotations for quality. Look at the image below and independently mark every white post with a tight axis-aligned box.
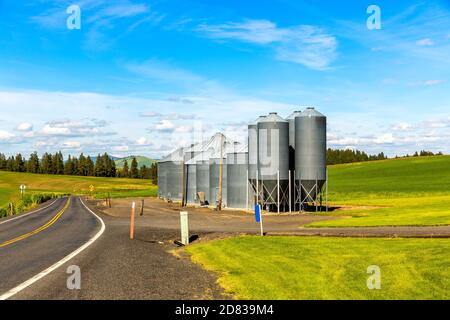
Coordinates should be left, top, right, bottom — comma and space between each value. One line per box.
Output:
180, 211, 189, 245
288, 170, 291, 214
277, 170, 280, 214
246, 169, 249, 212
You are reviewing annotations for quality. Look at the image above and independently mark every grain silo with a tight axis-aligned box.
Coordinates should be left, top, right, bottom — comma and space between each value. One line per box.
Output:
248, 116, 266, 197
226, 144, 249, 209
165, 147, 184, 201
157, 159, 167, 199
184, 142, 204, 204
257, 112, 290, 212
295, 107, 327, 210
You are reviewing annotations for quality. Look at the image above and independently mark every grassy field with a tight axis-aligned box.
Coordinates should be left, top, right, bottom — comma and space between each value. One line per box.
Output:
306, 155, 450, 227
0, 171, 157, 208
186, 236, 450, 300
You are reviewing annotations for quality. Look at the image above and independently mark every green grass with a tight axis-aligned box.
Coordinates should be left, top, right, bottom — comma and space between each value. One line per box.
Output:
306, 155, 450, 227
0, 171, 157, 208
186, 236, 450, 300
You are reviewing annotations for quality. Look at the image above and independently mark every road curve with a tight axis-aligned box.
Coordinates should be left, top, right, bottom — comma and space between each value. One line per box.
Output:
0, 197, 103, 299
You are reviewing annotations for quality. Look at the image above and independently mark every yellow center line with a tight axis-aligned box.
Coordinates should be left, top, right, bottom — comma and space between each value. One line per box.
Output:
0, 197, 71, 249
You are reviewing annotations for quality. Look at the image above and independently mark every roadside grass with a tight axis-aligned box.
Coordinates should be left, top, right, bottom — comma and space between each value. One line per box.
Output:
186, 236, 450, 300
306, 155, 450, 227
0, 171, 155, 208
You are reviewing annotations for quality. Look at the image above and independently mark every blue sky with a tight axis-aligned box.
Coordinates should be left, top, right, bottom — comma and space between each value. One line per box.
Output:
0, 0, 449, 158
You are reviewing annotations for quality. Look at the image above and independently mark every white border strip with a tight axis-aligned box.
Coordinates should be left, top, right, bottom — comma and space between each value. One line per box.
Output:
0, 197, 106, 300
0, 199, 59, 226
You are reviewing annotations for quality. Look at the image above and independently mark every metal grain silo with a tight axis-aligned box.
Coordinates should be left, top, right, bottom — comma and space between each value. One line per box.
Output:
196, 160, 210, 205
226, 148, 249, 209
157, 160, 167, 199
209, 157, 227, 207
295, 107, 327, 207
257, 112, 290, 212
248, 116, 266, 191
165, 148, 184, 201
185, 163, 197, 204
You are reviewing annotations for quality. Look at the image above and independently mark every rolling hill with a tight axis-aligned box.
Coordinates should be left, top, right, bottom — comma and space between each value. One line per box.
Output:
307, 155, 450, 227
0, 171, 157, 210
114, 156, 156, 169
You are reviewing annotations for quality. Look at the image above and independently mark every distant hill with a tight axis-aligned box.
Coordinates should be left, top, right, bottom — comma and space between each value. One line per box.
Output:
114, 156, 156, 169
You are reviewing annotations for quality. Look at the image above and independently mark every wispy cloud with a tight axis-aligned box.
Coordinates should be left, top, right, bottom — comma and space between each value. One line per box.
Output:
197, 19, 338, 70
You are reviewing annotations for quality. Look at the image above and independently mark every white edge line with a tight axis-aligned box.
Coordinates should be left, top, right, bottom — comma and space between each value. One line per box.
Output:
0, 197, 106, 300
0, 199, 60, 226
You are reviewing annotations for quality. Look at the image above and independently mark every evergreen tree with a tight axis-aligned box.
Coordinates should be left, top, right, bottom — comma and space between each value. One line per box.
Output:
0, 153, 6, 170
78, 153, 87, 176
64, 155, 74, 175
15, 154, 25, 172
41, 153, 53, 174
95, 154, 106, 177
130, 157, 139, 179
86, 156, 95, 176
27, 152, 40, 173
122, 160, 129, 178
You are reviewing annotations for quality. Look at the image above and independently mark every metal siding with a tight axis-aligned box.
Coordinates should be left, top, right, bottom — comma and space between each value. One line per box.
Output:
166, 161, 184, 200
209, 158, 226, 207
196, 161, 210, 204
186, 164, 197, 204
295, 108, 327, 197
227, 152, 248, 208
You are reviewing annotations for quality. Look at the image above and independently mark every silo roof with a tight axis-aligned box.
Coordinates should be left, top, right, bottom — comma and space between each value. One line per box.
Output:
300, 107, 325, 118
286, 110, 302, 120
259, 112, 287, 123
185, 133, 240, 164
250, 115, 267, 125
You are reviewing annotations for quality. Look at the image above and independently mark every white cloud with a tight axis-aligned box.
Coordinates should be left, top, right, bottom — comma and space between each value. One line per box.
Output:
424, 80, 445, 86
197, 19, 337, 70
16, 122, 33, 132
416, 38, 434, 46
0, 130, 15, 140
62, 141, 81, 149
113, 145, 129, 152
154, 119, 176, 132
393, 122, 414, 131
42, 125, 71, 135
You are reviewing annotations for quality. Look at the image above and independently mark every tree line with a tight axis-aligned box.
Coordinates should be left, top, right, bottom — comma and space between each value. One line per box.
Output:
327, 148, 444, 165
0, 152, 157, 181
327, 148, 387, 165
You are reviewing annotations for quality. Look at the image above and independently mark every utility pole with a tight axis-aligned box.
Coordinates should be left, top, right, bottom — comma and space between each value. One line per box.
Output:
218, 134, 224, 211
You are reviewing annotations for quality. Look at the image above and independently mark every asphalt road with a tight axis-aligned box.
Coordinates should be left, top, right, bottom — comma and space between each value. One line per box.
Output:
0, 197, 101, 298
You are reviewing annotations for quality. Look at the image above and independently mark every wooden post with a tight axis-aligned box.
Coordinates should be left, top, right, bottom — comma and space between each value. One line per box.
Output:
130, 202, 136, 240
140, 199, 144, 216
218, 134, 224, 211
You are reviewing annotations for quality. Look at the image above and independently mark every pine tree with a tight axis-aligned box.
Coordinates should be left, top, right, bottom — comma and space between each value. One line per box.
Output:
86, 156, 95, 176
122, 160, 129, 178
0, 153, 6, 170
64, 155, 74, 175
41, 153, 52, 174
15, 154, 25, 172
27, 152, 40, 173
130, 157, 139, 179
